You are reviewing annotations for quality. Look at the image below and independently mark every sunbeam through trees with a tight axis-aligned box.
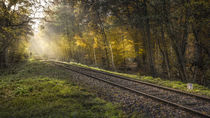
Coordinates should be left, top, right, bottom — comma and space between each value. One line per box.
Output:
0, 0, 210, 117
1, 0, 210, 85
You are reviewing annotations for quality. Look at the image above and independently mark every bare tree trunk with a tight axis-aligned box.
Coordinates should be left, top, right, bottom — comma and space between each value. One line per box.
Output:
142, 29, 148, 72
108, 41, 116, 71
96, 11, 111, 69
143, 0, 156, 76
160, 24, 171, 79
122, 36, 126, 71
132, 30, 141, 69
0, 48, 7, 69
165, 22, 188, 81
172, 40, 188, 81
192, 29, 204, 84
93, 47, 97, 66
101, 32, 110, 69
163, 0, 189, 81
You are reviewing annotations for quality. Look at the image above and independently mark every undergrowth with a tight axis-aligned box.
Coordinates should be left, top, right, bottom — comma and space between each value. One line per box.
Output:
69, 62, 210, 97
0, 60, 124, 118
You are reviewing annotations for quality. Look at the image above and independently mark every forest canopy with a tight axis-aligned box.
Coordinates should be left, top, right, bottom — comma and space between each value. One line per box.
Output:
0, 0, 210, 86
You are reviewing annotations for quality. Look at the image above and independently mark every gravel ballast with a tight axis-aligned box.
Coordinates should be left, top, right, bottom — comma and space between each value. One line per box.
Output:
46, 62, 201, 118
52, 63, 203, 118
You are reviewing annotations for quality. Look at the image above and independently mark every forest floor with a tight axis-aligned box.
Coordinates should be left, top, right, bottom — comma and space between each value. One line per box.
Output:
0, 60, 124, 118
1, 60, 210, 118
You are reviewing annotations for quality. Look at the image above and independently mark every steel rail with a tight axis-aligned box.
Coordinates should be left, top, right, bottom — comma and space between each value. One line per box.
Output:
51, 62, 210, 118
65, 62, 210, 101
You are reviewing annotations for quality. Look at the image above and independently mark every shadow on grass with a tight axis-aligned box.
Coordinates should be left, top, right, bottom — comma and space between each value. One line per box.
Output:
0, 60, 124, 118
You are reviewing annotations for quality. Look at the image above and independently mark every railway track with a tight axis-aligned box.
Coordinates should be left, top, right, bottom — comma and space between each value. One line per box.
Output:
48, 60, 210, 118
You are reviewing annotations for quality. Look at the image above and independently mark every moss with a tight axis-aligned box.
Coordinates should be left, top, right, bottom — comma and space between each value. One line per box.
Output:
69, 62, 210, 97
0, 60, 124, 118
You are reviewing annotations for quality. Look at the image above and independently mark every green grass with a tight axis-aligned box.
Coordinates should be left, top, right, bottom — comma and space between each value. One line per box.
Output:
68, 62, 210, 97
0, 60, 123, 118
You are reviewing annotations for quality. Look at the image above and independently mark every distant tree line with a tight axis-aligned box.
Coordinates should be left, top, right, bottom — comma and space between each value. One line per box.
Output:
43, 0, 209, 86
1, 0, 209, 86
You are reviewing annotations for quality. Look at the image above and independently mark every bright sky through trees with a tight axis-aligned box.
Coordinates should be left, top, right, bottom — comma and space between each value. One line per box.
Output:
0, 1, 210, 117
31, 0, 53, 32
0, 0, 209, 86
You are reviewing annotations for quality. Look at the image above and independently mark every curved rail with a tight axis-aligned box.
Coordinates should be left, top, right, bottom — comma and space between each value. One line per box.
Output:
50, 61, 210, 118
53, 60, 210, 101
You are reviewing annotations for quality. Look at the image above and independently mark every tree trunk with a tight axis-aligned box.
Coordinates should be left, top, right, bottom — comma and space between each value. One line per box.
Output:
122, 36, 126, 72
95, 10, 110, 69
160, 24, 171, 79
163, 0, 189, 81
143, 0, 156, 77
192, 29, 205, 84
108, 42, 116, 71
0, 48, 7, 69
93, 47, 97, 66
172, 40, 188, 81
132, 30, 141, 69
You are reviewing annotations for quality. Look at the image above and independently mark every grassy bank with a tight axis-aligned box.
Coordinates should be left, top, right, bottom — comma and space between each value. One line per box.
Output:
69, 62, 210, 97
0, 60, 123, 118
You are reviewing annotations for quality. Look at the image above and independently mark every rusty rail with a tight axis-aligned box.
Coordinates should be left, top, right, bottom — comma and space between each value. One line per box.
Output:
49, 61, 210, 118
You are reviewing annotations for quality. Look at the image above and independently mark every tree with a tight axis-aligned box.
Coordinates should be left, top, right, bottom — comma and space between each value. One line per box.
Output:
0, 0, 33, 68
33, 0, 210, 86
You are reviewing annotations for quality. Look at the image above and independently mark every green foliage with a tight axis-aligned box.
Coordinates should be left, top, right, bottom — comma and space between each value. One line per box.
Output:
69, 61, 210, 97
0, 60, 124, 118
1, 0, 209, 91
0, 0, 37, 68
27, 0, 210, 86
